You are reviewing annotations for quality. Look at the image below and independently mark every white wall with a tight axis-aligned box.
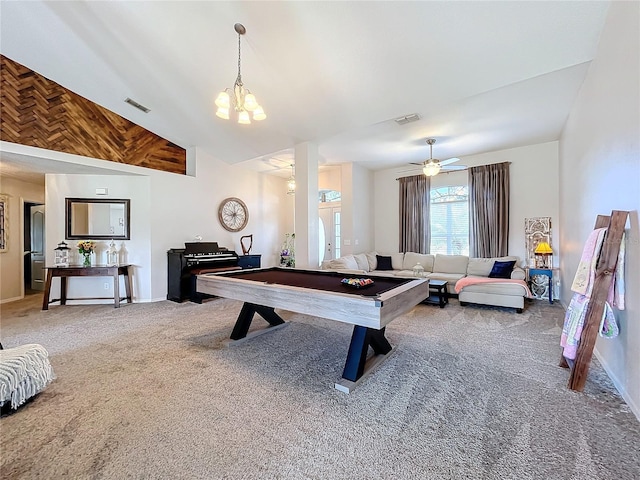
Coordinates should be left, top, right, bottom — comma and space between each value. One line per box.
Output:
339, 163, 373, 256
319, 166, 341, 191
559, 1, 640, 418
46, 174, 152, 302
0, 176, 45, 302
373, 141, 560, 266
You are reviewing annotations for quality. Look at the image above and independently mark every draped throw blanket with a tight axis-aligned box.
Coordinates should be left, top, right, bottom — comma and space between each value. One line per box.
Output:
561, 229, 626, 360
399, 175, 430, 253
469, 162, 510, 257
0, 344, 55, 409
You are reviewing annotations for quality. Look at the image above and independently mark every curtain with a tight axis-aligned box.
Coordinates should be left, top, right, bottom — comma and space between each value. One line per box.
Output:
399, 175, 430, 253
469, 162, 510, 257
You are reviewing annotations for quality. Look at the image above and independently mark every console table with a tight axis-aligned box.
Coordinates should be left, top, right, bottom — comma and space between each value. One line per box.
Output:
42, 265, 133, 310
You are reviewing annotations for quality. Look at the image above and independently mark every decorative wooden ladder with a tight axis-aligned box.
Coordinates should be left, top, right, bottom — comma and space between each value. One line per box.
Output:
560, 210, 629, 391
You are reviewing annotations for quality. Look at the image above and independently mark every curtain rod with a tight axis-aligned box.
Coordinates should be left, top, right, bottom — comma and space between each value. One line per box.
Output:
395, 161, 511, 180
395, 169, 467, 180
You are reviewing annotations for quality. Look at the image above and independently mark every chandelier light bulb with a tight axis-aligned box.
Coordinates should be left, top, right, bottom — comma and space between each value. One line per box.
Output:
253, 106, 266, 121
238, 110, 251, 124
216, 107, 230, 119
244, 93, 258, 111
215, 91, 230, 109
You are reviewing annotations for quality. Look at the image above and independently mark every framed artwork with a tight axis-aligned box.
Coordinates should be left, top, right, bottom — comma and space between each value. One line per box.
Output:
525, 217, 552, 268
0, 194, 8, 253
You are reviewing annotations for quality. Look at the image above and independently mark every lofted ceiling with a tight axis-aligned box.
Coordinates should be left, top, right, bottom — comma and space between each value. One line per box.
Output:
0, 1, 610, 179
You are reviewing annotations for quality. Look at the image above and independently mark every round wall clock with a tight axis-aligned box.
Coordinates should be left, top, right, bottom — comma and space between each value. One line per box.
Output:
218, 197, 249, 232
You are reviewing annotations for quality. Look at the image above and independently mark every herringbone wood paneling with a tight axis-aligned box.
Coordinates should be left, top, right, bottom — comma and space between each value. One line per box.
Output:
1, 55, 186, 174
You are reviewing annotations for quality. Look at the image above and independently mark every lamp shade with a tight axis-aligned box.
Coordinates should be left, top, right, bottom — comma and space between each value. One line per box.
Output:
534, 242, 553, 254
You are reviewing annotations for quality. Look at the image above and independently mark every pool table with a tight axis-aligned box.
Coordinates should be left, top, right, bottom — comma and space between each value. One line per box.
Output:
196, 267, 430, 392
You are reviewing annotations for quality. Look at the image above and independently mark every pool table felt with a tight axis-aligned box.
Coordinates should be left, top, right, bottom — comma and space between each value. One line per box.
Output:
224, 268, 412, 297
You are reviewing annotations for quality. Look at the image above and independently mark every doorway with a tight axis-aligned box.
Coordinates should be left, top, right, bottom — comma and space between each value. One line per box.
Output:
24, 202, 45, 294
319, 204, 341, 263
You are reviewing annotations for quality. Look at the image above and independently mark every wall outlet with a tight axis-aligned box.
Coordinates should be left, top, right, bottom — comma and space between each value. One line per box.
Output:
104, 283, 109, 290
344, 239, 351, 246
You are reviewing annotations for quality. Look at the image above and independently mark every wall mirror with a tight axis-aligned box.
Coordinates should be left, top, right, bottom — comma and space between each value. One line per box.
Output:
65, 198, 131, 240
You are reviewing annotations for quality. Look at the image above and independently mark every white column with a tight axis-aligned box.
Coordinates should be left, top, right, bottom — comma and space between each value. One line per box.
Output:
293, 142, 319, 268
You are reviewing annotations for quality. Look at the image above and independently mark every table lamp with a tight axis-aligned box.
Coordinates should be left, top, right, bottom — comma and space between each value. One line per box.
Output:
534, 242, 553, 268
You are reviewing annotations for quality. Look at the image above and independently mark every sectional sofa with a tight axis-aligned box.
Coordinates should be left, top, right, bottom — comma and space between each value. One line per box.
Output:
320, 252, 531, 312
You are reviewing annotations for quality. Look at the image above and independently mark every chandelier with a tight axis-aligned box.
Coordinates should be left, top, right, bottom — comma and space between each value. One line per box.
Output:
422, 139, 441, 176
287, 164, 296, 195
215, 23, 266, 124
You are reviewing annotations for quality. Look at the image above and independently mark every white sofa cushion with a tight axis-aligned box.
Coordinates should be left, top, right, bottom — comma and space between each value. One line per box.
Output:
467, 256, 519, 277
365, 252, 378, 271
353, 253, 370, 271
433, 254, 469, 274
391, 253, 405, 270
329, 255, 359, 270
402, 252, 435, 272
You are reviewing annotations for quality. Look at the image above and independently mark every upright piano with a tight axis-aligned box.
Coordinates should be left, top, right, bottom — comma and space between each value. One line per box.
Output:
167, 242, 241, 303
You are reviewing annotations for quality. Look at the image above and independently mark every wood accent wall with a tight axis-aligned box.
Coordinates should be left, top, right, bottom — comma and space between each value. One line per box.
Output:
0, 55, 186, 175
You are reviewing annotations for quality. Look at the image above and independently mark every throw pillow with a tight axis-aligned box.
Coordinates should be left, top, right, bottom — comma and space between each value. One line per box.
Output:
376, 255, 393, 271
488, 260, 516, 279
354, 253, 370, 271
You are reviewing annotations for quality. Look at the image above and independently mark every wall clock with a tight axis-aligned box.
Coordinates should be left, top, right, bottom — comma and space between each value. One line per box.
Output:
218, 197, 249, 232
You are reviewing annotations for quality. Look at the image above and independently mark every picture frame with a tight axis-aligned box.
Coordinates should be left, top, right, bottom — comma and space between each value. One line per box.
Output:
0, 194, 8, 253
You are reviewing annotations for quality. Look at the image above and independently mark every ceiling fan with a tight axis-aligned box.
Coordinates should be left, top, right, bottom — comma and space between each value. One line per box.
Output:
406, 138, 466, 176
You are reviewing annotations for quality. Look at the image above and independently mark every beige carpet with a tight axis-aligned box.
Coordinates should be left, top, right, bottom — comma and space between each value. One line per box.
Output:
1, 294, 638, 479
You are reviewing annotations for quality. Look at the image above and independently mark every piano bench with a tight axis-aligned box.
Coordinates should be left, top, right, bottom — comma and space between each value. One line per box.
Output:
190, 266, 242, 304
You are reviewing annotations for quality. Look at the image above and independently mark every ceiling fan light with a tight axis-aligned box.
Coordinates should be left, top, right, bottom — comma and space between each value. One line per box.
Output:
253, 106, 266, 121
423, 161, 441, 176
238, 110, 251, 124
215, 91, 230, 108
216, 106, 230, 119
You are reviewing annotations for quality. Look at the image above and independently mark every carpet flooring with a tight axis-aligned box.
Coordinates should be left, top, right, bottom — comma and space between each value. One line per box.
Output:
1, 294, 638, 479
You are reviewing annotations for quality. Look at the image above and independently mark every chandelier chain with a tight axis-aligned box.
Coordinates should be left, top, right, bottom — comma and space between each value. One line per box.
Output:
236, 31, 242, 85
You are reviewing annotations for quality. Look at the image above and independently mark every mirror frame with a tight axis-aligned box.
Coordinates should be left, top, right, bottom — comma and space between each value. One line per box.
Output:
65, 198, 131, 240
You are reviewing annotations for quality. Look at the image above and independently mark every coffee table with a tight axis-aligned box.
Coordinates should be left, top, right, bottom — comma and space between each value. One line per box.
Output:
421, 279, 448, 308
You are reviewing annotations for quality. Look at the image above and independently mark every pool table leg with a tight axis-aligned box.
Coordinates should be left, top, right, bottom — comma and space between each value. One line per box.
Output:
230, 302, 285, 340
342, 326, 392, 382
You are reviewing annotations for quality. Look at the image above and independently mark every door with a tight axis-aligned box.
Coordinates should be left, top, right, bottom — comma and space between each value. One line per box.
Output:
318, 205, 341, 263
30, 205, 45, 291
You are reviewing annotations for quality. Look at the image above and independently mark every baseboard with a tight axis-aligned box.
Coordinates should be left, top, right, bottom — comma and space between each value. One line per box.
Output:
0, 295, 24, 304
139, 297, 167, 303
593, 348, 640, 421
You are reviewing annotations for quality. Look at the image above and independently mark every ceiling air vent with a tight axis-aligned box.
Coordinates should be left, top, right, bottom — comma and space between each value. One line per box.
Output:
124, 98, 150, 113
394, 113, 420, 125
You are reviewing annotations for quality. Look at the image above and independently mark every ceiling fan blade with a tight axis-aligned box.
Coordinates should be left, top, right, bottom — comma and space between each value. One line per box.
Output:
409, 162, 424, 166
439, 157, 461, 166
442, 165, 467, 171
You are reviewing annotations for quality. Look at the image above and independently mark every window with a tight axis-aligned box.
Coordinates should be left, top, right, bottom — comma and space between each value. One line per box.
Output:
430, 186, 469, 255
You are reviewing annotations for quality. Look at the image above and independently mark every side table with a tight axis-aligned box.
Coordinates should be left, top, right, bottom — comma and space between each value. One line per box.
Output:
527, 267, 554, 304
422, 280, 448, 308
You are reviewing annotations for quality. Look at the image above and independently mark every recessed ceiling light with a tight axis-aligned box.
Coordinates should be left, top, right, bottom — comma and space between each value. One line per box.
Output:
124, 98, 150, 113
